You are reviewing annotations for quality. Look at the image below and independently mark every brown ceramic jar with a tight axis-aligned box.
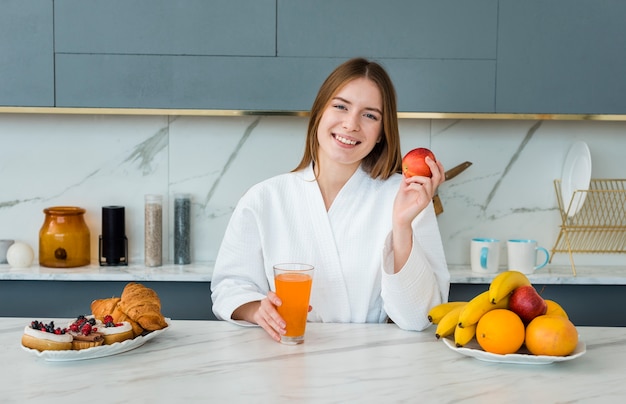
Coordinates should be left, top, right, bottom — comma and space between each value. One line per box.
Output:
39, 206, 91, 268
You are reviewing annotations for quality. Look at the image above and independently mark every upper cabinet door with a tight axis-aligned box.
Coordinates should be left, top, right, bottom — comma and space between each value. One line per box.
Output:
0, 0, 54, 107
497, 0, 626, 114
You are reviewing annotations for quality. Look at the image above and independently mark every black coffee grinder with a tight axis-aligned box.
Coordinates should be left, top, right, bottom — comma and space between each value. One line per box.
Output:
99, 206, 128, 266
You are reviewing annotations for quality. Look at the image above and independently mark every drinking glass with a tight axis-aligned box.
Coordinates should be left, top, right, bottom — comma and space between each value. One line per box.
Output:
273, 263, 314, 345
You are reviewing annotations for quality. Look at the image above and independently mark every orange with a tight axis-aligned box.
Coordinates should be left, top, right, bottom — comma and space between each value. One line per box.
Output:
476, 309, 525, 354
525, 315, 578, 356
544, 300, 569, 319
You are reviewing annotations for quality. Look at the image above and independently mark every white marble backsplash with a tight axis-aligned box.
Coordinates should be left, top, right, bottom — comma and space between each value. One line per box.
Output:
0, 113, 624, 268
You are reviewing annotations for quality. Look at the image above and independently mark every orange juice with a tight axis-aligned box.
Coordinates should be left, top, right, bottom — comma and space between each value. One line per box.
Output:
274, 271, 313, 344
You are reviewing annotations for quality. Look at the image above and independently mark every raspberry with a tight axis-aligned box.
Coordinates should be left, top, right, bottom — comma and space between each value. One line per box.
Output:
81, 323, 92, 336
103, 315, 114, 324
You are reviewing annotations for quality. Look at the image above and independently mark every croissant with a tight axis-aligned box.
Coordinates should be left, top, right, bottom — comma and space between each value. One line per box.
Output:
91, 297, 143, 337
91, 297, 121, 320
118, 283, 168, 331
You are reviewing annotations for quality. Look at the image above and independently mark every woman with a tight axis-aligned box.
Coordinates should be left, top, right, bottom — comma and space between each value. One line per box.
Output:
211, 58, 449, 342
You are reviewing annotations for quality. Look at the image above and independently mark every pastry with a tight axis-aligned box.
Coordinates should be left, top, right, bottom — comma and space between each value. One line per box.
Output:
118, 283, 168, 331
90, 297, 121, 319
91, 297, 143, 337
67, 315, 104, 350
94, 315, 135, 345
21, 320, 72, 351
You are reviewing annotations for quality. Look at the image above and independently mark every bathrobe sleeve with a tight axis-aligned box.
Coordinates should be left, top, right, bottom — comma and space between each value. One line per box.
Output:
380, 201, 450, 331
210, 189, 270, 325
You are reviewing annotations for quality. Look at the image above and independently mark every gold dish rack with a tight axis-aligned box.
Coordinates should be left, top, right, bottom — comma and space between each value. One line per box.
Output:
551, 179, 626, 275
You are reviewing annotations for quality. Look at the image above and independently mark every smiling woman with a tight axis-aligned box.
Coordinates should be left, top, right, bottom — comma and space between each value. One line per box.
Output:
210, 57, 450, 343
315, 77, 384, 187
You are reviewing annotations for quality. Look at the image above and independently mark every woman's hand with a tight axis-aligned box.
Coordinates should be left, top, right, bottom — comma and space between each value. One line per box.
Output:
392, 156, 444, 272
394, 156, 445, 225
233, 292, 286, 342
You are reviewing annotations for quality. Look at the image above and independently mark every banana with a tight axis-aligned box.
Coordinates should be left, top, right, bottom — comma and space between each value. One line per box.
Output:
488, 270, 531, 304
457, 290, 510, 328
435, 304, 467, 339
427, 301, 468, 324
454, 323, 477, 347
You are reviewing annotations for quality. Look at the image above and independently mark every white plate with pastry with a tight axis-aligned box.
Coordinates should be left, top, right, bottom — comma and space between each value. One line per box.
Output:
22, 318, 171, 362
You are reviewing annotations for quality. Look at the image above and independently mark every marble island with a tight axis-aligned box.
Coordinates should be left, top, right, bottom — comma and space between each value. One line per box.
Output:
3, 318, 626, 402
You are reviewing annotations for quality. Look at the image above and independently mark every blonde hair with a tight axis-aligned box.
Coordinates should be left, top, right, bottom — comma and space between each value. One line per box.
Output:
293, 58, 402, 179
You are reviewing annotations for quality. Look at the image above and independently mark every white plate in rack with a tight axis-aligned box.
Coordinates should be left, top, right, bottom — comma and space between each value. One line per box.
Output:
560, 141, 592, 218
21, 318, 171, 361
442, 337, 586, 365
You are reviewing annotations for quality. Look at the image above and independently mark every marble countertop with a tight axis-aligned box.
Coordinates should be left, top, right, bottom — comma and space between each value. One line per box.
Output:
447, 264, 626, 285
3, 318, 626, 402
0, 262, 214, 282
2, 262, 626, 285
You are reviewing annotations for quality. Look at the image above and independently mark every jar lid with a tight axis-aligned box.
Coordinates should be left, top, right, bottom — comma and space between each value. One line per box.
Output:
145, 194, 163, 203
43, 206, 86, 215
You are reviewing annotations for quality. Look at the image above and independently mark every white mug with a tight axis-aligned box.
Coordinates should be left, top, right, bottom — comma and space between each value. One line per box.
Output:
471, 238, 500, 274
507, 239, 550, 274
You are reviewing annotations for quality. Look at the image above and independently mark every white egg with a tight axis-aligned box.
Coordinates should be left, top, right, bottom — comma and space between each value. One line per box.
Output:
6, 242, 35, 268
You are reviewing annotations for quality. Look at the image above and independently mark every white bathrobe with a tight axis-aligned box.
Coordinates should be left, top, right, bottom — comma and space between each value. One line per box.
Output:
210, 164, 449, 331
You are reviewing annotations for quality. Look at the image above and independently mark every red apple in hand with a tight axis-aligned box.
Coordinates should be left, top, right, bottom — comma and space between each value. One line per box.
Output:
402, 147, 436, 178
508, 285, 548, 324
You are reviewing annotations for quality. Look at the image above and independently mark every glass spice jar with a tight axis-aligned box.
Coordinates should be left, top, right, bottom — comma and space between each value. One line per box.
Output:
144, 194, 163, 267
174, 193, 191, 265
39, 206, 91, 268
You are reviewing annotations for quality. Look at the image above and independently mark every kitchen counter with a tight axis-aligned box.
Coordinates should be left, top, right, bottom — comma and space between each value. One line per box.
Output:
3, 264, 626, 325
2, 262, 626, 284
2, 318, 625, 402
0, 262, 213, 282
447, 265, 626, 285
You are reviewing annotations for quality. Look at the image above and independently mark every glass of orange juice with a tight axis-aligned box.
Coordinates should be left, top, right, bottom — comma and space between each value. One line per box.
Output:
273, 263, 314, 345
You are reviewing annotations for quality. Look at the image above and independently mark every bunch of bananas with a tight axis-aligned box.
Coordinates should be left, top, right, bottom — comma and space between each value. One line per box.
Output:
428, 270, 566, 347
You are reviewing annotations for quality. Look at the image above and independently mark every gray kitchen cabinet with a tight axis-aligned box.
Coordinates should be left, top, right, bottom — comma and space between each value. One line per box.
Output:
0, 0, 54, 107
55, 55, 337, 110
54, 0, 276, 56
55, 55, 496, 112
277, 0, 497, 59
53, 0, 498, 112
1, 279, 623, 326
2, 0, 625, 114
497, 0, 626, 114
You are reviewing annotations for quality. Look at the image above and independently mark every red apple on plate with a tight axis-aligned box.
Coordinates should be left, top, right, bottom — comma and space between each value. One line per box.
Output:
508, 285, 548, 324
402, 147, 436, 178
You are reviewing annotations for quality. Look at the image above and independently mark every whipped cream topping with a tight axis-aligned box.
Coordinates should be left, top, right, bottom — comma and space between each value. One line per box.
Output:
94, 321, 133, 335
23, 326, 72, 343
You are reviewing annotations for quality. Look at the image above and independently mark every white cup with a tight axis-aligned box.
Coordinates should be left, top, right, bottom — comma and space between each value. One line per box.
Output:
507, 239, 550, 274
471, 238, 500, 274
0, 239, 15, 264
